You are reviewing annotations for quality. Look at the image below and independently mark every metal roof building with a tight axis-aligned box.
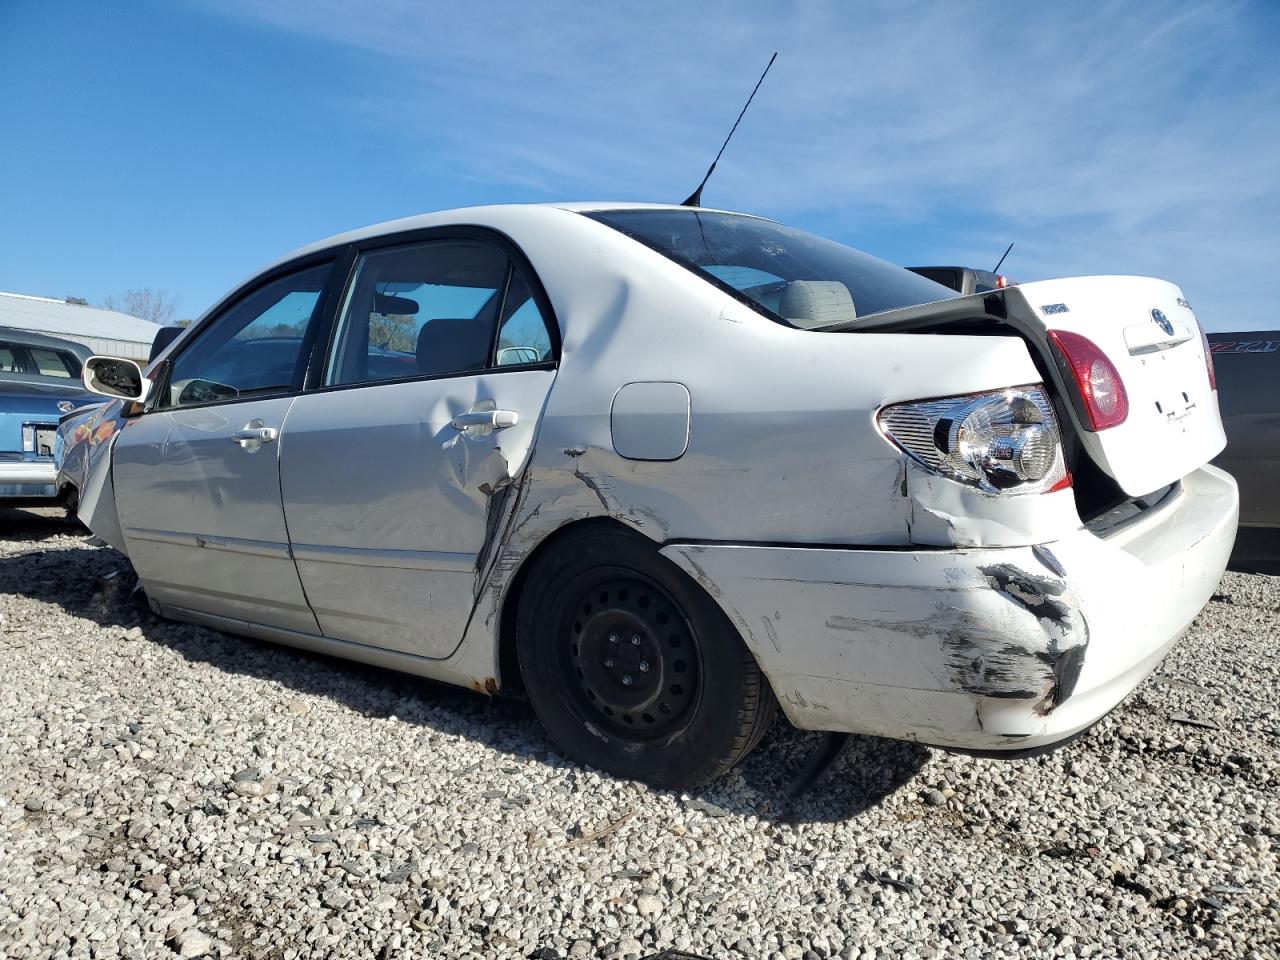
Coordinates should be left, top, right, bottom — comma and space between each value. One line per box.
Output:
0, 291, 159, 360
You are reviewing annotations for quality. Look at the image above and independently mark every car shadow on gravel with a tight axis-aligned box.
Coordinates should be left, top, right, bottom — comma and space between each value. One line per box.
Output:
0, 519, 929, 824
0, 505, 82, 539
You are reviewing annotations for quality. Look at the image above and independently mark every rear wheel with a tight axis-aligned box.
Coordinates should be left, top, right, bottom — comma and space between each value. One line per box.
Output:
515, 524, 775, 788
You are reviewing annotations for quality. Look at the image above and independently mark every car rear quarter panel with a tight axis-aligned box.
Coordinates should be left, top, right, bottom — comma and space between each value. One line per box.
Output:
432, 209, 1082, 687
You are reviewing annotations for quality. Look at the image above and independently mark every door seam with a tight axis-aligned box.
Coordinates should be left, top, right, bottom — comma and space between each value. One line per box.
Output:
274, 395, 324, 637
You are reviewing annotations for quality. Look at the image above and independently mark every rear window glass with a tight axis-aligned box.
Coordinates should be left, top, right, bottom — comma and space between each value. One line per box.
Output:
29, 348, 78, 378
586, 209, 955, 328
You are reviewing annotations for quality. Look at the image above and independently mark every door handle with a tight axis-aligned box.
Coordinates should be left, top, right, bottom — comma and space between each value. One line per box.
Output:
230, 426, 278, 444
451, 410, 519, 430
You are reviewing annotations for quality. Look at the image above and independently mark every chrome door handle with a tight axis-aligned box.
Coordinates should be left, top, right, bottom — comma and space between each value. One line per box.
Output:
451, 410, 519, 430
231, 426, 278, 444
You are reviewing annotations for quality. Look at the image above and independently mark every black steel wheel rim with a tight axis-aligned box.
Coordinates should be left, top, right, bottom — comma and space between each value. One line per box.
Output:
555, 569, 702, 741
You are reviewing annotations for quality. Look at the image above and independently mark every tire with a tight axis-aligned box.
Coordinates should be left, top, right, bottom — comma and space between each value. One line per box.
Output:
59, 484, 79, 520
515, 524, 776, 788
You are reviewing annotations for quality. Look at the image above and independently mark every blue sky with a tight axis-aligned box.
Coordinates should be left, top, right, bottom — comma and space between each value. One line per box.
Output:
1, 1, 1277, 329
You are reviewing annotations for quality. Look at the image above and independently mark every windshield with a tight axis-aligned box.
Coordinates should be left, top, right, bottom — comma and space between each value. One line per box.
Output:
585, 209, 956, 328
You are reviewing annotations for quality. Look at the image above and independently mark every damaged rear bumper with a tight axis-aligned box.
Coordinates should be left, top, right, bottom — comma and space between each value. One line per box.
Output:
660, 464, 1238, 751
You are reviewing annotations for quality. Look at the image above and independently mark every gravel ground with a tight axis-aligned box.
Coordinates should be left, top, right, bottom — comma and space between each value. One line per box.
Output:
1, 509, 1276, 960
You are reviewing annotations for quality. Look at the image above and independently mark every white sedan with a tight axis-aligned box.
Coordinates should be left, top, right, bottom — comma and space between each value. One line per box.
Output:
77, 203, 1237, 787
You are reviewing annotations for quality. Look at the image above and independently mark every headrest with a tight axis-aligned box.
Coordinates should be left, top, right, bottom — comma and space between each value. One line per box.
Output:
415, 319, 489, 377
778, 280, 856, 329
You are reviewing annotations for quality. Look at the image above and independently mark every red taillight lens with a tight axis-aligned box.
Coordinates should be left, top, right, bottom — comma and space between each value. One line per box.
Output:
1047, 329, 1129, 431
1197, 321, 1217, 391
1048, 471, 1073, 493
995, 275, 1012, 288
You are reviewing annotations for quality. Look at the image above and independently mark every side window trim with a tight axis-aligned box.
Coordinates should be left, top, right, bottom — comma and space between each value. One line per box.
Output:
486, 261, 516, 373
304, 225, 560, 396
13, 345, 35, 375
146, 255, 341, 414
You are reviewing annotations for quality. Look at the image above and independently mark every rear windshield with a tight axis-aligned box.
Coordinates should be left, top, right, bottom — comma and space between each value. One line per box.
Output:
585, 209, 955, 328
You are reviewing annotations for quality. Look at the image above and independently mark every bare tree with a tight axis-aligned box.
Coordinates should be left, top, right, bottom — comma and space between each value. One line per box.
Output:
99, 288, 180, 325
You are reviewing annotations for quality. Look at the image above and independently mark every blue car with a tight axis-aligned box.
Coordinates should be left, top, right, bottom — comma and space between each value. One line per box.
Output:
0, 328, 99, 504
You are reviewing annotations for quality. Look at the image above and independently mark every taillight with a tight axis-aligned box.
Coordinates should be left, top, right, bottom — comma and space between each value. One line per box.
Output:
1197, 320, 1217, 391
878, 385, 1068, 495
995, 275, 1013, 289
1047, 330, 1129, 431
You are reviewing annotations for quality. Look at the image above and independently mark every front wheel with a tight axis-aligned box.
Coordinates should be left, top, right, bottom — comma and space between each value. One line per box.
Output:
515, 525, 775, 788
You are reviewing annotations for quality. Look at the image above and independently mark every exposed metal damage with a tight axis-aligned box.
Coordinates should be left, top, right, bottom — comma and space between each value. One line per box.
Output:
977, 562, 1089, 708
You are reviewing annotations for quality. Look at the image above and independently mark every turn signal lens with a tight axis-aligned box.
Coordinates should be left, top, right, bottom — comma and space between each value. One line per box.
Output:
1047, 329, 1129, 431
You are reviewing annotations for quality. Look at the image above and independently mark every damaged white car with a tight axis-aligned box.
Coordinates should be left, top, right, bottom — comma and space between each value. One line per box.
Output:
77, 204, 1237, 787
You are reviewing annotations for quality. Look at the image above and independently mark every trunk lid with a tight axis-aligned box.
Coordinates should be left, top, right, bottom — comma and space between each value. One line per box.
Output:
1012, 276, 1224, 496
829, 275, 1226, 498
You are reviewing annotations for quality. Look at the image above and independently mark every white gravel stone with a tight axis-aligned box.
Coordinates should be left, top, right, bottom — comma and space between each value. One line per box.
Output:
0, 511, 1276, 958
174, 928, 213, 957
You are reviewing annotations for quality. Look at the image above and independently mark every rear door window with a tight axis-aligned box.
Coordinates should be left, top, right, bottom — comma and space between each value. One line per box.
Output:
494, 269, 553, 366
326, 239, 555, 386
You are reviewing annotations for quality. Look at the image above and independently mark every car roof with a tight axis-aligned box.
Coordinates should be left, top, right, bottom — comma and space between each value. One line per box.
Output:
268, 203, 769, 272
0, 325, 93, 360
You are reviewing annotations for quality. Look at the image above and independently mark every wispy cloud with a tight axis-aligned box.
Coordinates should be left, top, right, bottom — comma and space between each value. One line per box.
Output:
195, 0, 1279, 329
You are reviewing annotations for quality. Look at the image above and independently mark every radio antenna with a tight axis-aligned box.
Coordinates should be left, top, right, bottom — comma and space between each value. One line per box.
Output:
681, 52, 778, 207
992, 241, 1014, 274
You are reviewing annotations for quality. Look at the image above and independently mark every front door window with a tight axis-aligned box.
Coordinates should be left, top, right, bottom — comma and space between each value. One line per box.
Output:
163, 264, 330, 408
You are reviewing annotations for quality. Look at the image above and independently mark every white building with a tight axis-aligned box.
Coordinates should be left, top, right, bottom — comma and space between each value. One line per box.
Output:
0, 291, 160, 360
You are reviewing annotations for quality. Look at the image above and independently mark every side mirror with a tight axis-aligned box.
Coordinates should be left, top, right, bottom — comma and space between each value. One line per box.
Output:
148, 325, 186, 364
84, 356, 153, 403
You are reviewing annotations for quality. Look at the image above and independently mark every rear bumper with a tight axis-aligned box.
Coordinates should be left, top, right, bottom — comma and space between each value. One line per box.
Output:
660, 464, 1239, 751
0, 459, 58, 500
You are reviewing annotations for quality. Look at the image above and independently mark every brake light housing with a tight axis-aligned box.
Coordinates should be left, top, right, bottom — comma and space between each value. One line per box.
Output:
878, 385, 1068, 495
1047, 329, 1129, 431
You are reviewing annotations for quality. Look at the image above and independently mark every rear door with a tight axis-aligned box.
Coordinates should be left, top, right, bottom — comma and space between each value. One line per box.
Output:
111, 261, 336, 633
278, 232, 558, 658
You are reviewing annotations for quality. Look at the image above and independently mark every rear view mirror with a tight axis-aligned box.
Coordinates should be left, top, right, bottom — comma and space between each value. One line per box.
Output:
84, 356, 152, 403
373, 293, 420, 315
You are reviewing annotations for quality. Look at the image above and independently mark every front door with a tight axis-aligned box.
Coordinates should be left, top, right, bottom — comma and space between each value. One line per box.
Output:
112, 262, 334, 633
278, 236, 558, 657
